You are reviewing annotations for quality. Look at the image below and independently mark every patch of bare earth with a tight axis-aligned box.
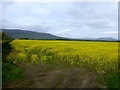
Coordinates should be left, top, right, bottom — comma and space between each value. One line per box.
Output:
5, 62, 106, 88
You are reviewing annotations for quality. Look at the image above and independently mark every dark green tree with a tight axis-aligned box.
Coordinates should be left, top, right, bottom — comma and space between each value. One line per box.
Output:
0, 32, 14, 40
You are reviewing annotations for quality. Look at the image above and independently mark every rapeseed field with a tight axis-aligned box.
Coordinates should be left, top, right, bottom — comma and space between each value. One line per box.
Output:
6, 40, 119, 88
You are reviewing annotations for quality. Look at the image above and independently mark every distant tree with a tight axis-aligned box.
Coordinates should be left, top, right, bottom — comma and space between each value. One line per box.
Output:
56, 38, 70, 41
19, 38, 29, 40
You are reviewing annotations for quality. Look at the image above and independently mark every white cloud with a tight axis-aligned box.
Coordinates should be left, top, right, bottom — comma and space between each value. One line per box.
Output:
2, 0, 119, 2
13, 16, 36, 26
103, 31, 118, 34
55, 29, 72, 36
32, 8, 51, 15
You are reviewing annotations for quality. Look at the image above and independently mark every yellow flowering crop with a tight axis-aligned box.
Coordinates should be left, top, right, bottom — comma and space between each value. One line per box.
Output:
8, 40, 118, 74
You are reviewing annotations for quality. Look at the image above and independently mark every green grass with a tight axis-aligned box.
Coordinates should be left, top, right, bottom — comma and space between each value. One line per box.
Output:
106, 73, 119, 88
6, 40, 119, 88
2, 40, 24, 87
3, 63, 23, 82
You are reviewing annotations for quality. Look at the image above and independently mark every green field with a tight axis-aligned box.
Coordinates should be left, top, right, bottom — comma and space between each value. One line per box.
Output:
4, 40, 119, 88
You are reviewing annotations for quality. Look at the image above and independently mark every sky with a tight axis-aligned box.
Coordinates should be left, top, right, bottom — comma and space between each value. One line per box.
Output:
1, 2, 118, 39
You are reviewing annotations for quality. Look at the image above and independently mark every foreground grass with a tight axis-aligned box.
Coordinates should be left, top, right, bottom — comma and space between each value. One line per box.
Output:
3, 63, 23, 82
2, 40, 24, 87
5, 40, 119, 88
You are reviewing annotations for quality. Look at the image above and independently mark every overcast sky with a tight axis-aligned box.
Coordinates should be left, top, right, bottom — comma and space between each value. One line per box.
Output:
1, 2, 118, 39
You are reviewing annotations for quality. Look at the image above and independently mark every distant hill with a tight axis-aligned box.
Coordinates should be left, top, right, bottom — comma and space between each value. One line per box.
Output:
94, 37, 117, 41
56, 37, 118, 42
69, 38, 118, 42
2, 29, 65, 40
1, 28, 118, 42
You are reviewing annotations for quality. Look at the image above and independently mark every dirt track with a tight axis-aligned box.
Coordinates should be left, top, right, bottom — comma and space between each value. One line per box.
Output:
5, 63, 106, 88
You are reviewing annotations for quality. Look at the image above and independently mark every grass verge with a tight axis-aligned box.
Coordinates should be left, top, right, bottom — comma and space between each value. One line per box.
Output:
2, 40, 24, 87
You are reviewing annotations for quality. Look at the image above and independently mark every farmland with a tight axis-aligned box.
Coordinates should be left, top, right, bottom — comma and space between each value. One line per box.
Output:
3, 40, 119, 88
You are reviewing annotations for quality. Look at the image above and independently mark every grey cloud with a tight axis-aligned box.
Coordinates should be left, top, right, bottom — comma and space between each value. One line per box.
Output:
84, 20, 117, 29
59, 19, 116, 30
22, 25, 52, 32
68, 2, 117, 20
2, 19, 21, 29
2, 19, 52, 33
